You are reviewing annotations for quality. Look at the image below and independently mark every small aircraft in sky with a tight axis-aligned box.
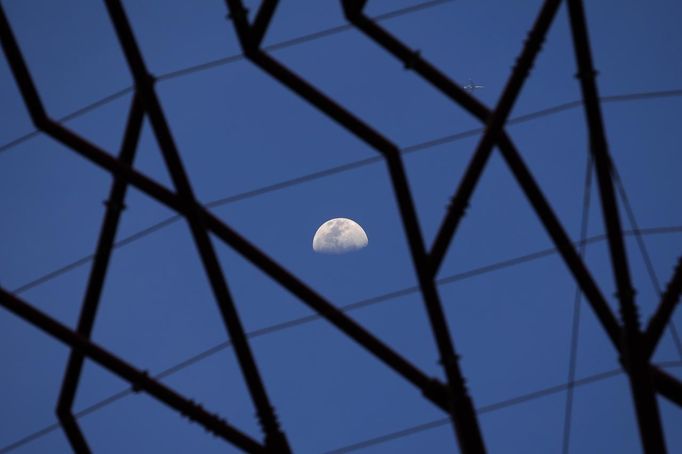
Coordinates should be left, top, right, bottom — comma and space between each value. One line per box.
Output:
463, 79, 484, 91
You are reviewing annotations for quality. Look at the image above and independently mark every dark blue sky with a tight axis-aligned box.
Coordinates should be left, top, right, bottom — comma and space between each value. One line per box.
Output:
1, 0, 681, 452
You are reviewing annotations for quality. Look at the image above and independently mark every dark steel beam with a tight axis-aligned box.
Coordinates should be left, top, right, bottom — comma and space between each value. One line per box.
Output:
55, 93, 144, 454
0, 288, 266, 453
342, 0, 489, 118
0, 5, 49, 128
250, 0, 280, 47
651, 368, 682, 407
495, 137, 624, 341
223, 1, 485, 451
645, 258, 682, 358
566, 0, 665, 451
0, 1, 450, 418
102, 1, 291, 450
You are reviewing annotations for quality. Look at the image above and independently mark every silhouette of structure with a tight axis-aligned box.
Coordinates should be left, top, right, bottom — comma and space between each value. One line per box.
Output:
0, 0, 680, 452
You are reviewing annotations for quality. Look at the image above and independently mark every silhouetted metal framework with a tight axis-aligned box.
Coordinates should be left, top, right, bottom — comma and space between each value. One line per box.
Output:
0, 0, 680, 452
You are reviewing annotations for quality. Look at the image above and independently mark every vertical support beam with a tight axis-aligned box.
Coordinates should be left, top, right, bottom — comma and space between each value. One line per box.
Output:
102, 1, 290, 450
566, 0, 665, 451
224, 1, 485, 451
56, 93, 144, 454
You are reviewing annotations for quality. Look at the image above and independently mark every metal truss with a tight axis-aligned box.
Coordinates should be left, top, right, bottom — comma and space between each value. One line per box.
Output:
0, 0, 680, 452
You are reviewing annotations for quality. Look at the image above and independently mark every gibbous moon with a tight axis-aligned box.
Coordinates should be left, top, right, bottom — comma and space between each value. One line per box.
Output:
312, 218, 368, 254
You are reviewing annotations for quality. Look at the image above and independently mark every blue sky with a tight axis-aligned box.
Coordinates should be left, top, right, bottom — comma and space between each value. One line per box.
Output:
1, 0, 681, 452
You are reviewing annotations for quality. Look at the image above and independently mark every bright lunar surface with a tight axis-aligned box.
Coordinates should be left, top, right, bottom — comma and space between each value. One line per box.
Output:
312, 218, 368, 254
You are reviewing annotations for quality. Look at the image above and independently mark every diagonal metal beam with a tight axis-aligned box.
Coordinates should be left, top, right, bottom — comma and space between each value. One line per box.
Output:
102, 0, 291, 450
384, 0, 562, 272
645, 258, 682, 358
0, 1, 451, 421
224, 1, 485, 451
55, 93, 144, 454
250, 0, 279, 47
0, 288, 266, 453
650, 367, 682, 407
342, 0, 488, 119
497, 121, 682, 409
566, 0, 665, 451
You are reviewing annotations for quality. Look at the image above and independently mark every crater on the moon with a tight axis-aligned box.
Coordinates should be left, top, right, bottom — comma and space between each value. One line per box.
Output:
312, 218, 368, 254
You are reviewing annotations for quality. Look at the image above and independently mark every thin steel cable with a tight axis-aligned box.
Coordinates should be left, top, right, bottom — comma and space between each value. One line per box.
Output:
561, 155, 594, 454
9, 90, 682, 296
324, 362, 682, 454
2, 87, 679, 158
0, 0, 454, 156
2, 226, 681, 453
610, 163, 682, 359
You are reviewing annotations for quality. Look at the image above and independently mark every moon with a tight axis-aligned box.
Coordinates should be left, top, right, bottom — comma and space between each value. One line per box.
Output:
312, 218, 368, 254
